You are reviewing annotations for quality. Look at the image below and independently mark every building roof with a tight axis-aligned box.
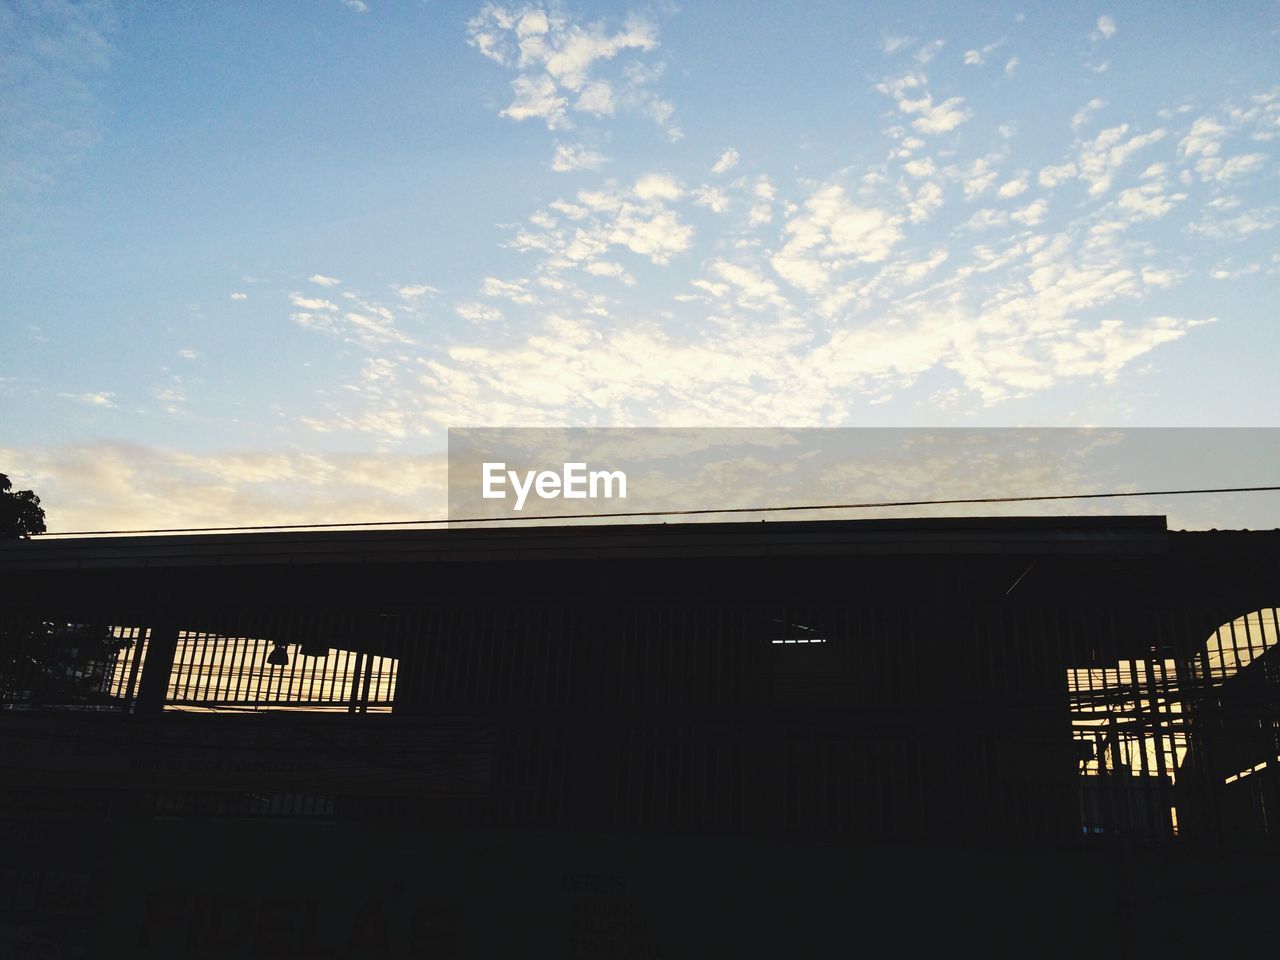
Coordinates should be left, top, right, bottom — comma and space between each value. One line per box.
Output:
0, 515, 1173, 571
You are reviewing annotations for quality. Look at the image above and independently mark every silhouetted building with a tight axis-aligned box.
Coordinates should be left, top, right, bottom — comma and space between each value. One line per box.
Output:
2, 516, 1278, 955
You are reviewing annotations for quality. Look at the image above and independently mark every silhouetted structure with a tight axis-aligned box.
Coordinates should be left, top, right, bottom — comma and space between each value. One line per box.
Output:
2, 516, 1278, 955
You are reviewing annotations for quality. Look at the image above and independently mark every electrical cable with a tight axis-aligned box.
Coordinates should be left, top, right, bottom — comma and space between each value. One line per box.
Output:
35, 483, 1280, 537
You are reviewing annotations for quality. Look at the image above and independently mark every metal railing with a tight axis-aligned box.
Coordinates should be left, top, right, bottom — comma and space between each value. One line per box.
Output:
1, 616, 396, 713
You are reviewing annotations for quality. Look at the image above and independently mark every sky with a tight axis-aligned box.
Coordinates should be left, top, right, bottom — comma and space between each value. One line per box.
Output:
1, 0, 1279, 532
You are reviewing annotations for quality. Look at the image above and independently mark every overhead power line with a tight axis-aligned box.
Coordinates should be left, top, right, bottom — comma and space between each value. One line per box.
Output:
34, 484, 1280, 538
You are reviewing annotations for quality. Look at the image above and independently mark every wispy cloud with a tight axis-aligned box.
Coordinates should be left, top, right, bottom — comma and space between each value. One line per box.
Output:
289, 289, 412, 347
268, 61, 1267, 435
877, 72, 972, 135
551, 141, 608, 171
711, 148, 739, 175
59, 391, 115, 408
395, 283, 440, 299
0, 441, 448, 532
466, 4, 673, 134
881, 34, 914, 55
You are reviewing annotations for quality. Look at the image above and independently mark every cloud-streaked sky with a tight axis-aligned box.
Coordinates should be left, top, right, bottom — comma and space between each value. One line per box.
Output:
2, 1, 1278, 531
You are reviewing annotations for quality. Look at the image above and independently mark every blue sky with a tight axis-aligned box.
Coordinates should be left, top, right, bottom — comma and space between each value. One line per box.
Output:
2, 1, 1278, 530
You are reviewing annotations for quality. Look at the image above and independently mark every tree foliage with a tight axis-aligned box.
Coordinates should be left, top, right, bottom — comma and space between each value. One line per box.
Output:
0, 472, 47, 539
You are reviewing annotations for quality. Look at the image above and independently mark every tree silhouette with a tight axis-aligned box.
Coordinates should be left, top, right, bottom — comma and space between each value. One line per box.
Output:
1, 472, 47, 538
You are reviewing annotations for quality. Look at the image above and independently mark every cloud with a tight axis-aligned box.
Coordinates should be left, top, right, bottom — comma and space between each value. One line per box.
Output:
60, 391, 115, 407
290, 290, 412, 347
506, 175, 697, 281
632, 172, 683, 201
907, 181, 944, 223
309, 274, 341, 287
340, 311, 412, 345
997, 176, 1029, 199
882, 35, 914, 55
963, 36, 1007, 67
551, 142, 607, 171
290, 293, 338, 311
1052, 318, 1198, 384
964, 158, 1000, 199
1072, 98, 1106, 131
771, 184, 904, 294
341, 0, 369, 12
1004, 57, 1019, 77
271, 60, 1242, 436
1093, 15, 1117, 41
230, 292, 248, 301
903, 158, 937, 178
1189, 207, 1279, 240
1115, 181, 1184, 219
915, 40, 944, 64
1075, 124, 1166, 195
0, 441, 449, 533
914, 98, 972, 134
1194, 151, 1267, 183
456, 301, 504, 323
583, 260, 635, 284
692, 185, 730, 213
1174, 97, 1280, 183
711, 148, 739, 175
502, 74, 568, 126
481, 276, 537, 304
575, 80, 615, 115
1038, 162, 1077, 188
1010, 198, 1048, 225
466, 4, 671, 133
878, 72, 972, 135
395, 284, 440, 298
965, 208, 1008, 231
705, 259, 785, 309
1210, 263, 1260, 280
290, 199, 1212, 430
152, 382, 186, 416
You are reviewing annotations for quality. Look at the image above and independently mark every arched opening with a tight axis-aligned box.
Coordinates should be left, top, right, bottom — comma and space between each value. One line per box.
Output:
1070, 608, 1280, 843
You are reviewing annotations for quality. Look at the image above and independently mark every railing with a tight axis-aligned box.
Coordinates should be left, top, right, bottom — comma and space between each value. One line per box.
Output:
1, 617, 396, 713
163, 631, 397, 712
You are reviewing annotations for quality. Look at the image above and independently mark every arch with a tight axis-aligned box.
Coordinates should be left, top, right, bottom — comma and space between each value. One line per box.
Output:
1069, 607, 1280, 843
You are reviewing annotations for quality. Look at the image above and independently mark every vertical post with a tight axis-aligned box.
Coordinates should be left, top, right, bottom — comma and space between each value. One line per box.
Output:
135, 572, 178, 715
348, 649, 367, 714
135, 616, 178, 714
119, 627, 145, 714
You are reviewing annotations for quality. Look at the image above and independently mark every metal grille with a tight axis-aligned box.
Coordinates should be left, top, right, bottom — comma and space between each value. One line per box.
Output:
1, 618, 148, 711
1069, 608, 1280, 843
1, 613, 396, 713
164, 631, 397, 713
